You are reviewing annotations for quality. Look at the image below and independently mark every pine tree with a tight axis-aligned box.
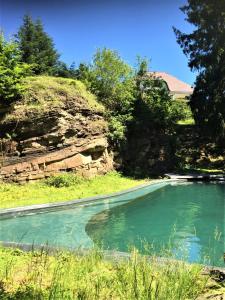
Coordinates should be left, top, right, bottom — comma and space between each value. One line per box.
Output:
16, 15, 59, 74
174, 0, 225, 142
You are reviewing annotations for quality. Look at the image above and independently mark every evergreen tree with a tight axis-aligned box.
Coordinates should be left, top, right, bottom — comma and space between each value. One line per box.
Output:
174, 0, 225, 141
16, 15, 59, 74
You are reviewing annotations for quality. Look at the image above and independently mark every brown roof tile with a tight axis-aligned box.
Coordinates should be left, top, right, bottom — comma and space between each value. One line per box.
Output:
148, 72, 193, 94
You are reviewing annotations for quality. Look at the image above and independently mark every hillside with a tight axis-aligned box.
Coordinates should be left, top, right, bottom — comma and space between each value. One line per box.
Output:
0, 76, 113, 182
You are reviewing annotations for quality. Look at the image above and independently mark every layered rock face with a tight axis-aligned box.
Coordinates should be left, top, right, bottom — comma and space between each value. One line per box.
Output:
0, 79, 113, 182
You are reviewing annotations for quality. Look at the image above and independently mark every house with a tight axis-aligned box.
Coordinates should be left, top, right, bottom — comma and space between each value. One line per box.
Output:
148, 71, 193, 100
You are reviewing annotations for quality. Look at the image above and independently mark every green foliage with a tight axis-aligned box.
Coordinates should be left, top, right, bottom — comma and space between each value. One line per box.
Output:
0, 34, 30, 105
77, 51, 187, 143
52, 61, 78, 79
45, 173, 85, 188
172, 100, 193, 123
174, 0, 225, 141
0, 247, 207, 299
108, 115, 132, 142
136, 55, 149, 76
134, 61, 183, 131
75, 63, 95, 90
77, 48, 136, 143
16, 15, 59, 75
90, 48, 135, 110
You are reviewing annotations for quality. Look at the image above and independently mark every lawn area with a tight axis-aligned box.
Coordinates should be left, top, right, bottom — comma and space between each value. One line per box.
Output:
0, 172, 148, 209
0, 246, 209, 300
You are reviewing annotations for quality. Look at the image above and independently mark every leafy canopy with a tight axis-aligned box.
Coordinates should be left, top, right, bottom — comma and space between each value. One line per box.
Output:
90, 48, 135, 111
0, 34, 30, 105
77, 48, 136, 143
174, 0, 225, 141
135, 59, 180, 130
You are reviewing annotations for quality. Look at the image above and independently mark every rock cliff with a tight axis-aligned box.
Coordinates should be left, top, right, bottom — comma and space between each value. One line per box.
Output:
0, 76, 113, 182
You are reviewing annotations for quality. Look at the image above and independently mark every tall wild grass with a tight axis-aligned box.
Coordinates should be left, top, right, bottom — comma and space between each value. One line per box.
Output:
0, 246, 207, 300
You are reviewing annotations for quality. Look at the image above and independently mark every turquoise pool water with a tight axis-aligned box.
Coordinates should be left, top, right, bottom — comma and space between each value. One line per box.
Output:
0, 181, 224, 266
87, 182, 225, 266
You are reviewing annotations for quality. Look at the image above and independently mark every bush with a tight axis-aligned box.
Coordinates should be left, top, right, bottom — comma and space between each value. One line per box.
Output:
45, 173, 85, 188
171, 99, 193, 122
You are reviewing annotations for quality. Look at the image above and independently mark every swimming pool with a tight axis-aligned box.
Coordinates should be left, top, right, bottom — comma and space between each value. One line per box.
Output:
0, 181, 224, 266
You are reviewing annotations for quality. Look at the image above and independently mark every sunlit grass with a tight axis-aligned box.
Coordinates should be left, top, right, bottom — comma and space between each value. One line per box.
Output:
4, 76, 104, 122
0, 172, 148, 209
0, 246, 208, 300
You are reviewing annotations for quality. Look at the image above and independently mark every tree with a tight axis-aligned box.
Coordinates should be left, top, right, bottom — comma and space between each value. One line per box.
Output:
174, 0, 225, 141
90, 48, 135, 111
16, 15, 59, 74
75, 63, 94, 89
52, 61, 77, 78
134, 58, 178, 130
78, 48, 136, 143
0, 34, 30, 105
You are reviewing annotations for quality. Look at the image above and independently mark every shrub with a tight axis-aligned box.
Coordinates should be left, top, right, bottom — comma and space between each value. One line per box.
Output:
171, 99, 193, 122
45, 173, 85, 188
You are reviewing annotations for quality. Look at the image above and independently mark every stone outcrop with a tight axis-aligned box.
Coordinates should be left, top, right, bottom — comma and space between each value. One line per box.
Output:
0, 96, 113, 182
121, 126, 176, 176
122, 124, 225, 176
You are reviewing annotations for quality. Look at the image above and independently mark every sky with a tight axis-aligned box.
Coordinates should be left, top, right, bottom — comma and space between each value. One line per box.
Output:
1, 0, 196, 85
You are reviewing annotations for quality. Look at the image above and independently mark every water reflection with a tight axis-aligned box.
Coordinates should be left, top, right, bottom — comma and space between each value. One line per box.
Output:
86, 182, 225, 266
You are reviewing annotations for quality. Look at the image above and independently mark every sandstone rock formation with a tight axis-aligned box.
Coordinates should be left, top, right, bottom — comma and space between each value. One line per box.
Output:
0, 77, 113, 182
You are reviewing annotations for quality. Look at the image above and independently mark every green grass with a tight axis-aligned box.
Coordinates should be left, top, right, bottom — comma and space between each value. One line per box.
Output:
0, 172, 148, 209
4, 76, 104, 122
0, 247, 208, 300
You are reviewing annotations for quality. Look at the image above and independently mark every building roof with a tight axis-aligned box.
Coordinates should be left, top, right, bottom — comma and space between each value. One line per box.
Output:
148, 72, 193, 94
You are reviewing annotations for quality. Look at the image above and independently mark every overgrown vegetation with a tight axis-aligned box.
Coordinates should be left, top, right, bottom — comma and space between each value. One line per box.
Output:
0, 172, 147, 209
0, 247, 209, 300
134, 67, 185, 130
76, 52, 187, 144
0, 14, 190, 146
3, 76, 104, 122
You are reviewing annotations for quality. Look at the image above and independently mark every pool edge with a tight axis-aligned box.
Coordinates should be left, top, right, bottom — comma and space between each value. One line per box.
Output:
0, 178, 180, 218
1, 240, 224, 272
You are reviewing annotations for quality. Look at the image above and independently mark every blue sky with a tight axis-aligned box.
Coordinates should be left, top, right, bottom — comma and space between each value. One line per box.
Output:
1, 0, 195, 85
